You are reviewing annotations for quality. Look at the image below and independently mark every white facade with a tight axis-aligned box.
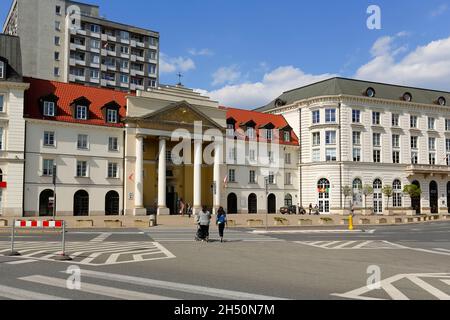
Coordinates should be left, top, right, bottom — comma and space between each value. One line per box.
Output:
24, 120, 124, 216
271, 90, 450, 215
0, 81, 29, 216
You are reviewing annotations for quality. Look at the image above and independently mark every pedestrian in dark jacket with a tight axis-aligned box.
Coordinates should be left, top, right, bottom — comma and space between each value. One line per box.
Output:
216, 207, 227, 243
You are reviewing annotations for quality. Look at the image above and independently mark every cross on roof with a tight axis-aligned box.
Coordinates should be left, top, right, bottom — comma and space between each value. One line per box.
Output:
177, 72, 183, 86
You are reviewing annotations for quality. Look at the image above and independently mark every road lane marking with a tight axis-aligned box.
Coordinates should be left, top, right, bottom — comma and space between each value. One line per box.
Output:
251, 229, 375, 234
90, 233, 112, 243
20, 275, 176, 300
0, 284, 66, 300
334, 241, 358, 248
78, 270, 289, 300
5, 259, 37, 265
295, 240, 405, 250
407, 276, 450, 300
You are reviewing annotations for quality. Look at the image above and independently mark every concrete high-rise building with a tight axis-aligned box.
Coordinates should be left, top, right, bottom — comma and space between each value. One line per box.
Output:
3, 0, 160, 92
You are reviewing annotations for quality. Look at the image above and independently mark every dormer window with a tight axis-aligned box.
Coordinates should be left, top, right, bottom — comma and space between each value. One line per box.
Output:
43, 101, 55, 117
76, 105, 88, 120
226, 118, 237, 137
107, 109, 118, 123
0, 61, 4, 79
284, 131, 291, 142
247, 127, 255, 139
437, 96, 447, 106
266, 129, 273, 141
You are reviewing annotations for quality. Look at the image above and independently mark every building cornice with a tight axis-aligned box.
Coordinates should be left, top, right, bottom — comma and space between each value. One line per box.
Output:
0, 81, 30, 90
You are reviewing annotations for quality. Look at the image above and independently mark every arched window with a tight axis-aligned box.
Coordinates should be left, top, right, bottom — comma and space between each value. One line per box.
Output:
39, 189, 54, 217
74, 190, 89, 216
317, 179, 330, 213
352, 178, 363, 207
393, 180, 402, 207
227, 193, 237, 214
284, 194, 293, 207
105, 191, 120, 215
248, 193, 257, 214
373, 179, 383, 214
267, 194, 276, 214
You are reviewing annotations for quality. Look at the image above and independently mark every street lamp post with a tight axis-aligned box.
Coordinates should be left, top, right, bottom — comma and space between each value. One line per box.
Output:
265, 177, 269, 231
52, 164, 57, 220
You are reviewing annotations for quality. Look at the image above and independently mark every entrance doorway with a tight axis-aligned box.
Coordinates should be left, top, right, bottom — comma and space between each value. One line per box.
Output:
248, 193, 257, 214
267, 194, 276, 214
39, 189, 54, 217
105, 191, 120, 215
227, 193, 237, 214
373, 179, 383, 214
74, 190, 89, 216
166, 185, 177, 215
429, 181, 438, 214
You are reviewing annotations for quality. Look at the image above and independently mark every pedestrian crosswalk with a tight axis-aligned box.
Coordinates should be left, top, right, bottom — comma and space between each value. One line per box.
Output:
0, 241, 175, 266
146, 228, 285, 242
0, 270, 289, 300
295, 240, 408, 250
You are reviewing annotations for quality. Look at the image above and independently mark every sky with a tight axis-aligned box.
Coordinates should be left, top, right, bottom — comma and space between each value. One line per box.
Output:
1, 0, 450, 109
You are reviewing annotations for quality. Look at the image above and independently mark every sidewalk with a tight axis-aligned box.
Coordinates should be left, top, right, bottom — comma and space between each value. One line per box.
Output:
0, 213, 448, 229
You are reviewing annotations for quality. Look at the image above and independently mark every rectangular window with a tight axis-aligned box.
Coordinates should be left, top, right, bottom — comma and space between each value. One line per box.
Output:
54, 52, 60, 61
353, 148, 361, 162
428, 117, 435, 130
410, 115, 418, 128
109, 137, 119, 151
91, 54, 100, 64
312, 149, 320, 162
325, 109, 336, 123
249, 149, 256, 162
446, 139, 450, 153
107, 109, 118, 123
149, 79, 157, 88
0, 61, 4, 79
76, 161, 88, 177
326, 148, 337, 162
284, 131, 291, 142
108, 163, 119, 178
285, 172, 292, 185
285, 153, 291, 165
268, 151, 274, 164
325, 131, 336, 145
411, 152, 418, 164
249, 170, 256, 184
55, 21, 61, 31
229, 148, 237, 161
54, 67, 60, 77
352, 109, 361, 123
393, 151, 400, 164
90, 24, 100, 33
44, 131, 55, 147
91, 39, 100, 49
373, 150, 381, 163
429, 137, 436, 151
0, 95, 3, 112
353, 131, 361, 146
77, 134, 88, 150
392, 114, 399, 127
148, 64, 157, 74
392, 134, 400, 149
312, 110, 320, 124
43, 159, 54, 176
373, 133, 381, 147
312, 132, 320, 146
0, 128, 3, 150
268, 172, 275, 184
429, 153, 436, 165
228, 169, 236, 183
246, 127, 255, 139
411, 136, 418, 149
120, 75, 129, 83
76, 105, 87, 120
90, 69, 99, 79
149, 50, 157, 60
119, 31, 130, 40
43, 101, 55, 117
54, 36, 60, 45
372, 112, 380, 125
446, 119, 450, 131
266, 129, 273, 141
56, 5, 61, 15
121, 46, 129, 54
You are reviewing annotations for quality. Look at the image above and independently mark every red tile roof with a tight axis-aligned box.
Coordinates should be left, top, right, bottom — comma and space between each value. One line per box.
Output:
24, 77, 130, 127
220, 106, 299, 146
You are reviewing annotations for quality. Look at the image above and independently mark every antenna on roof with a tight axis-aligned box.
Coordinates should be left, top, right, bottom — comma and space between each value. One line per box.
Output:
176, 72, 183, 86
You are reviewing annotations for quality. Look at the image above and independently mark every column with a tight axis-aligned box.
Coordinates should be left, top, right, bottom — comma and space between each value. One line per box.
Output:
134, 135, 146, 216
158, 137, 170, 215
193, 139, 202, 214
213, 142, 222, 214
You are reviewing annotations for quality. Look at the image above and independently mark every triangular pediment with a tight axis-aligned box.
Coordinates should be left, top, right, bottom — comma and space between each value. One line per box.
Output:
137, 101, 224, 130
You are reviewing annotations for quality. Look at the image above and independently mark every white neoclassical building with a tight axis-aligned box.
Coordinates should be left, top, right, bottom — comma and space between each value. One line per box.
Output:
257, 77, 450, 215
0, 34, 29, 217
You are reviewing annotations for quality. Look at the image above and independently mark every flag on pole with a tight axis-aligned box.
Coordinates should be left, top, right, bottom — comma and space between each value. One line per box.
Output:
223, 175, 228, 188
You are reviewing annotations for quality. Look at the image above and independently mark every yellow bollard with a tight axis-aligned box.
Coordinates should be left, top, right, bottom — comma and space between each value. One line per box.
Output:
348, 214, 354, 231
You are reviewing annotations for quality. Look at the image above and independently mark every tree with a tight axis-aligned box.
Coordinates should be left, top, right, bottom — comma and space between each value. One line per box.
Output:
382, 185, 393, 208
362, 185, 374, 210
403, 184, 422, 210
342, 185, 353, 210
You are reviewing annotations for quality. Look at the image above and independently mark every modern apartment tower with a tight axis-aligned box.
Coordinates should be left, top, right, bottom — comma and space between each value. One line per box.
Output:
3, 0, 160, 91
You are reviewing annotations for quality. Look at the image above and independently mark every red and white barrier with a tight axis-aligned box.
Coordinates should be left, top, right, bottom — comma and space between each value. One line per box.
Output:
14, 220, 63, 228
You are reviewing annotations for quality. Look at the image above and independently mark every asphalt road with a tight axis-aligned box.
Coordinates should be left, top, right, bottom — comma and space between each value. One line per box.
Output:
0, 222, 449, 300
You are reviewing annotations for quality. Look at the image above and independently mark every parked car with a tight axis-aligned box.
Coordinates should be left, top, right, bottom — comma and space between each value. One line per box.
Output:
280, 205, 298, 215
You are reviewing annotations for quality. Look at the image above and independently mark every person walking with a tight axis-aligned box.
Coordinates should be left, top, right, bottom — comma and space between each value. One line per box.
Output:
179, 198, 186, 216
309, 203, 313, 215
186, 203, 193, 218
195, 206, 211, 242
216, 207, 228, 243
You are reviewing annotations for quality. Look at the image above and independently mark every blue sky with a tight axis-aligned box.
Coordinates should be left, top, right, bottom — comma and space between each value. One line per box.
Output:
2, 0, 450, 108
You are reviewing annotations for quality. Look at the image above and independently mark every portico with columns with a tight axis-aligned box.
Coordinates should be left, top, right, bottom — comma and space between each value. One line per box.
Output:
123, 85, 227, 216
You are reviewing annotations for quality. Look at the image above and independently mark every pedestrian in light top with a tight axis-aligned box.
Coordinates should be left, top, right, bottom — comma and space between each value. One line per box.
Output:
216, 207, 227, 243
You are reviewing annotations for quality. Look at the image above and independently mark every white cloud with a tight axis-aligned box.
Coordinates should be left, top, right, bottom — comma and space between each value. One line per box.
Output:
159, 53, 196, 74
355, 35, 450, 91
199, 66, 336, 108
430, 4, 448, 17
188, 48, 214, 56
212, 65, 241, 86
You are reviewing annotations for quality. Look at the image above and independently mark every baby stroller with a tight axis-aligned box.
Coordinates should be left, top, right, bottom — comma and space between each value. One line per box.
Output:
195, 224, 210, 242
